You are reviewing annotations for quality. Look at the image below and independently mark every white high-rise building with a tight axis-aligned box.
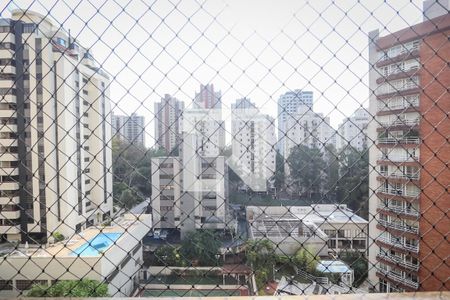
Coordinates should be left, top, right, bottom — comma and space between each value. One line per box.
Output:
154, 94, 184, 153
284, 105, 334, 159
336, 108, 370, 151
112, 113, 145, 145
230, 98, 276, 192
277, 90, 313, 154
0, 10, 113, 243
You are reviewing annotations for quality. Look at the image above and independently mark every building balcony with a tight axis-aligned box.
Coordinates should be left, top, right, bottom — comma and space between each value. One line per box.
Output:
0, 124, 17, 132
0, 153, 18, 161
0, 182, 19, 190
377, 155, 419, 163
0, 65, 16, 74
376, 253, 420, 271
0, 167, 19, 176
376, 49, 420, 67
377, 172, 419, 180
378, 219, 419, 234
376, 67, 420, 84
0, 138, 18, 147
0, 225, 20, 234
377, 236, 419, 254
0, 110, 16, 118
0, 94, 16, 103
376, 269, 419, 290
377, 204, 420, 218
377, 137, 420, 145
0, 210, 20, 219
0, 195, 19, 205
377, 188, 419, 200
377, 119, 419, 130
376, 87, 420, 100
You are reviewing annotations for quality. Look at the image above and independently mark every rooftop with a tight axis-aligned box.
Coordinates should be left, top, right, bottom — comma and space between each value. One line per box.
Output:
6, 214, 151, 258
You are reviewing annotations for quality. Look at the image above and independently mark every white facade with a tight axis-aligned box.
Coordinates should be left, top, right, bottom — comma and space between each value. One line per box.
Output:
230, 98, 276, 192
336, 108, 370, 151
150, 157, 182, 229
0, 214, 151, 297
277, 90, 313, 154
112, 113, 145, 145
0, 10, 113, 243
154, 94, 183, 153
284, 105, 334, 160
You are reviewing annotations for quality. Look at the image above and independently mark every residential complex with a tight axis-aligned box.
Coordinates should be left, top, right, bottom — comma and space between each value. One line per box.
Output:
336, 108, 370, 151
0, 214, 151, 297
0, 10, 113, 243
367, 12, 450, 292
150, 86, 228, 238
277, 90, 313, 154
230, 98, 276, 192
247, 204, 368, 256
154, 94, 184, 153
112, 113, 145, 145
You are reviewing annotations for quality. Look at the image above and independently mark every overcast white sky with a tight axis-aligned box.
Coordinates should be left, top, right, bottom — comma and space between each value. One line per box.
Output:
1, 0, 426, 147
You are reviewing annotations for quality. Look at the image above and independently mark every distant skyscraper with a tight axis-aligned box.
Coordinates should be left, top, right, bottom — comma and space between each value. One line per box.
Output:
231, 98, 276, 192
194, 84, 222, 109
112, 113, 145, 145
336, 108, 370, 151
277, 90, 313, 154
154, 94, 184, 153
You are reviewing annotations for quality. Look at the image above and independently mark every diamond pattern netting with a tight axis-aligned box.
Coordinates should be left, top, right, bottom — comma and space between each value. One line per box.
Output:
0, 0, 448, 297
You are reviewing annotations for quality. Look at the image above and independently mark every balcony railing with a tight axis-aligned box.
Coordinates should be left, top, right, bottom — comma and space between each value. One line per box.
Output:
377, 236, 419, 253
377, 155, 419, 162
378, 119, 419, 127
377, 137, 420, 144
377, 188, 420, 198
378, 204, 420, 217
378, 219, 419, 234
377, 269, 419, 289
377, 253, 420, 271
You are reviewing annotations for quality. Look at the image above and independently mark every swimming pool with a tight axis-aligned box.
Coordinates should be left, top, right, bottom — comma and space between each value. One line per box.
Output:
71, 233, 121, 256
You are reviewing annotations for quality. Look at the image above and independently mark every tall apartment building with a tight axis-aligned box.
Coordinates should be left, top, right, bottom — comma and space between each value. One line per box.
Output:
151, 88, 227, 238
336, 108, 370, 151
284, 105, 334, 159
112, 112, 145, 145
230, 98, 276, 192
367, 12, 450, 292
277, 90, 313, 154
194, 83, 222, 109
0, 10, 113, 243
154, 94, 183, 153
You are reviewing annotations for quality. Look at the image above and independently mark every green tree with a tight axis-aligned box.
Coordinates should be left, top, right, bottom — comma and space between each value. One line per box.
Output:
293, 247, 319, 274
286, 145, 326, 198
112, 138, 165, 208
274, 151, 285, 191
339, 250, 368, 287
245, 239, 276, 290
27, 279, 108, 297
323, 145, 339, 199
180, 230, 221, 266
154, 245, 186, 266
336, 148, 369, 218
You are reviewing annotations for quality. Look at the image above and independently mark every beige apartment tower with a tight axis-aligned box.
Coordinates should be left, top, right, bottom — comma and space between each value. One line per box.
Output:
0, 10, 113, 243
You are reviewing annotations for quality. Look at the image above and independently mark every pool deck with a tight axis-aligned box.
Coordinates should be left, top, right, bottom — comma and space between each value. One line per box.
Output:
6, 215, 149, 258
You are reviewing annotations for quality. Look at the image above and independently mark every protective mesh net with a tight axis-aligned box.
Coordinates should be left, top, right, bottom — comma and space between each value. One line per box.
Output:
0, 0, 448, 297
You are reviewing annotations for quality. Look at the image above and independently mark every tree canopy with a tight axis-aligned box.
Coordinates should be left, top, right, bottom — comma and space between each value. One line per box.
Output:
27, 279, 108, 297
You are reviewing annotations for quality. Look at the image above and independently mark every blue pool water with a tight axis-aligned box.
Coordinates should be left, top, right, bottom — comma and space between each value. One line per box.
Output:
71, 233, 121, 256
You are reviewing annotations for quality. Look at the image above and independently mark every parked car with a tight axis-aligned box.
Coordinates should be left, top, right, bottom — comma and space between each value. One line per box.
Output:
153, 229, 161, 239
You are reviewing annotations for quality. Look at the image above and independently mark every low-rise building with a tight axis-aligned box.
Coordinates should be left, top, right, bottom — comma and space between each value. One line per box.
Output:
246, 205, 368, 256
0, 214, 151, 297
